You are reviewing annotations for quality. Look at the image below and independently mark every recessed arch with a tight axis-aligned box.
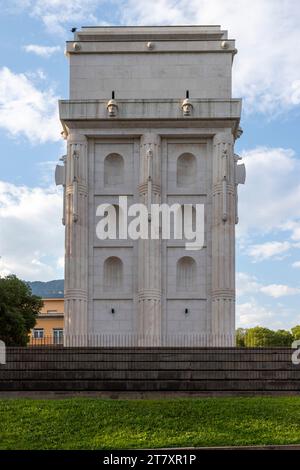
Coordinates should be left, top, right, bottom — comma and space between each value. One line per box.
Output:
104, 256, 123, 291
176, 256, 196, 291
177, 153, 197, 187
104, 153, 124, 186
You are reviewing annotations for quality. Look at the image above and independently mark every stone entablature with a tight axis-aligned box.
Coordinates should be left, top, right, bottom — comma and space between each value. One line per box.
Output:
59, 99, 241, 129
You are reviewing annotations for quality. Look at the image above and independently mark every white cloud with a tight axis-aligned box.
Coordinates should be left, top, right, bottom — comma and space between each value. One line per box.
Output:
248, 241, 291, 262
237, 301, 275, 328
11, 0, 101, 35
236, 272, 260, 296
292, 261, 300, 269
236, 300, 298, 330
23, 44, 61, 57
0, 180, 64, 281
237, 272, 300, 300
0, 66, 60, 144
281, 220, 300, 242
237, 292, 300, 329
260, 284, 300, 298
57, 256, 65, 269
8, 1, 300, 114
121, 0, 300, 114
238, 147, 300, 238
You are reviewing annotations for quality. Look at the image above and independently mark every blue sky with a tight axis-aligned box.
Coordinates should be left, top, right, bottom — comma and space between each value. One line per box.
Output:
0, 0, 300, 330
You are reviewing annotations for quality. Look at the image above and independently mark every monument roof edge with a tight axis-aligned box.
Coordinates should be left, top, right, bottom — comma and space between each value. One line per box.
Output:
74, 25, 228, 41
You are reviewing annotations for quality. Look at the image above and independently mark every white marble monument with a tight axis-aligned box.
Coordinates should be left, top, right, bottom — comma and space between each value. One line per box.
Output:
56, 26, 245, 346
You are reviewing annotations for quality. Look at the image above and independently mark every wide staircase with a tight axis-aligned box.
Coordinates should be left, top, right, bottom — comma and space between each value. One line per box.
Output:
0, 347, 299, 392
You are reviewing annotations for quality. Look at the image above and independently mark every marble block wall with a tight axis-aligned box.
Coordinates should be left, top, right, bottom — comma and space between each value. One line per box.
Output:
57, 26, 245, 346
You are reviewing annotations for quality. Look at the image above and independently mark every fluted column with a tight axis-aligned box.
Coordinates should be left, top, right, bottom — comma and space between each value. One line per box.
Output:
64, 132, 88, 345
211, 131, 236, 346
138, 133, 162, 345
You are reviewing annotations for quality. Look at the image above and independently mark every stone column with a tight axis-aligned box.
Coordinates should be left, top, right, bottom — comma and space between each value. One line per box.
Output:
211, 131, 236, 346
138, 133, 162, 346
64, 132, 88, 345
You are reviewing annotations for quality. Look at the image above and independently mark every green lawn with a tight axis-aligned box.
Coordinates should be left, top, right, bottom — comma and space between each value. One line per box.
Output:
1, 397, 300, 449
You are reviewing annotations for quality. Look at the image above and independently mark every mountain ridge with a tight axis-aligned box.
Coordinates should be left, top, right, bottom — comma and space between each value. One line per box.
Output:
27, 279, 64, 298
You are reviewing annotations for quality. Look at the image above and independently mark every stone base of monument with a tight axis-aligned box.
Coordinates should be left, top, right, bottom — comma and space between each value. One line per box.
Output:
0, 347, 299, 392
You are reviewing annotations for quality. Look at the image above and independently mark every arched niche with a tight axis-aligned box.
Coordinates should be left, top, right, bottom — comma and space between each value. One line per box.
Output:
104, 153, 124, 187
176, 256, 196, 291
104, 256, 123, 291
177, 153, 197, 187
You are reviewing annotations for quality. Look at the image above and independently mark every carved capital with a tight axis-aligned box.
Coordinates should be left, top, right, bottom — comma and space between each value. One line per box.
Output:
138, 289, 161, 301
213, 130, 233, 147
67, 132, 87, 145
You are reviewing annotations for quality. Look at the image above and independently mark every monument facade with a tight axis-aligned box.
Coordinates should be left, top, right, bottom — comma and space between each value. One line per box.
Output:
56, 26, 245, 346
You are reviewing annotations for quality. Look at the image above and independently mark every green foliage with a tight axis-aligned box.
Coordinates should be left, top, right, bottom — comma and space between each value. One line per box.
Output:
1, 397, 300, 449
236, 326, 296, 347
273, 329, 293, 346
0, 275, 43, 346
291, 325, 300, 341
235, 328, 246, 347
244, 326, 276, 347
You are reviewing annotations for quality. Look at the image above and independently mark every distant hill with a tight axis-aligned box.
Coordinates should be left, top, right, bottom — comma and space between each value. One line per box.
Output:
27, 279, 64, 298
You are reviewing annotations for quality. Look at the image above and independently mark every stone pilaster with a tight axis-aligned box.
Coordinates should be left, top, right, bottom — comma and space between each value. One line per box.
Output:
138, 133, 162, 345
64, 132, 88, 345
211, 131, 236, 346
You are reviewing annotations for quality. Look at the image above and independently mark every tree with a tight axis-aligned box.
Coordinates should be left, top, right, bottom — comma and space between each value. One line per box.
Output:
244, 326, 276, 347
236, 326, 294, 347
0, 275, 43, 346
236, 328, 246, 347
291, 325, 300, 341
273, 329, 293, 347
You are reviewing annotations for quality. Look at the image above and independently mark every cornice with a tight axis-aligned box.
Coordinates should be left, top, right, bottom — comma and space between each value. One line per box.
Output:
59, 99, 242, 124
66, 39, 236, 55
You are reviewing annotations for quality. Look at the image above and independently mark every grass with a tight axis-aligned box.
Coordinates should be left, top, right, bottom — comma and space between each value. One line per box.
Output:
1, 397, 300, 449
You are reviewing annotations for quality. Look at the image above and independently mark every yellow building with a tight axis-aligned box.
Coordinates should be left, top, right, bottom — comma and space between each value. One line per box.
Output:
30, 298, 64, 344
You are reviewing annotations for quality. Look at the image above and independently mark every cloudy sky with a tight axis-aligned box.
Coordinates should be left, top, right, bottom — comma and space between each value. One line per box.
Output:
0, 0, 299, 330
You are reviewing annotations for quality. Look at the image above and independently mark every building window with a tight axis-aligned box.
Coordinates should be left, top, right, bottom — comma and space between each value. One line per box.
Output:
177, 153, 197, 187
33, 328, 44, 339
53, 329, 64, 345
104, 153, 124, 186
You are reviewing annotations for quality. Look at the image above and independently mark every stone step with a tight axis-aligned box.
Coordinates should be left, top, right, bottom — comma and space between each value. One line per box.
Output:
5, 351, 294, 363
1, 360, 296, 370
1, 347, 299, 392
1, 369, 300, 380
1, 379, 300, 392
